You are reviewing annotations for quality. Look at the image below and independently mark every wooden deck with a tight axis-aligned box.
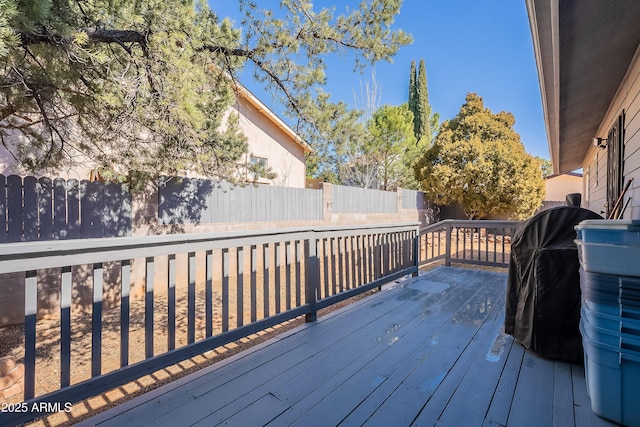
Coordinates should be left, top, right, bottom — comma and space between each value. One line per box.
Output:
78, 267, 616, 427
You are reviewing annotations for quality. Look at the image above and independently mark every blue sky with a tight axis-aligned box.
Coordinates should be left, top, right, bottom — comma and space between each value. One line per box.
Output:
209, 1, 549, 159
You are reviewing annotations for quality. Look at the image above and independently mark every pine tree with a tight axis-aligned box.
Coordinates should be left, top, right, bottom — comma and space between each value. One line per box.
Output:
0, 0, 412, 182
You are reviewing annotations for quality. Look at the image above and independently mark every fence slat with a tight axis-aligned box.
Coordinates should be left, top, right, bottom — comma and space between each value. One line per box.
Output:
91, 180, 105, 238
331, 238, 337, 295
145, 257, 154, 358
54, 178, 67, 239
60, 266, 72, 387
121, 260, 131, 366
115, 182, 132, 237
323, 239, 330, 298
236, 247, 244, 328
7, 175, 22, 242
206, 250, 213, 338
23, 176, 38, 241
67, 180, 81, 239
222, 249, 229, 332
80, 180, 92, 238
295, 241, 301, 306
38, 177, 53, 240
285, 242, 292, 309
188, 252, 196, 344
343, 237, 351, 290
167, 255, 176, 350
275, 243, 281, 314
92, 263, 103, 377
263, 245, 270, 318
338, 237, 345, 293
23, 270, 37, 400
0, 174, 6, 243
351, 236, 357, 289
251, 245, 257, 323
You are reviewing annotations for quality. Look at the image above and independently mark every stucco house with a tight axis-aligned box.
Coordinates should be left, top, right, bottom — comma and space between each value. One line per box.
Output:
231, 84, 311, 188
0, 82, 311, 188
526, 0, 640, 219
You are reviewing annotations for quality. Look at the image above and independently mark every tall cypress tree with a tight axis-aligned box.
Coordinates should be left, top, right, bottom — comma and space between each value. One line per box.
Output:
408, 60, 417, 135
415, 59, 432, 143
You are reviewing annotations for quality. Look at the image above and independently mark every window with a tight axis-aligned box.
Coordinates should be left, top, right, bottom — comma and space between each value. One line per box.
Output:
249, 156, 268, 181
606, 112, 625, 217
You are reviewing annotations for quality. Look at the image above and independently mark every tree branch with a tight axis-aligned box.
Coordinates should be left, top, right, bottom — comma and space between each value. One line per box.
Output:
201, 44, 308, 120
20, 28, 146, 47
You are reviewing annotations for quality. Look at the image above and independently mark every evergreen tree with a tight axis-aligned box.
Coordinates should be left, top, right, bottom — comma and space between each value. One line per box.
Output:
415, 59, 432, 142
0, 0, 412, 183
415, 93, 545, 219
408, 59, 438, 143
408, 60, 417, 133
367, 104, 417, 190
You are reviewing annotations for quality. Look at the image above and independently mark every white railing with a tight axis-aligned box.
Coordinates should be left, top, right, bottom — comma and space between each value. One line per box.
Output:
0, 223, 419, 425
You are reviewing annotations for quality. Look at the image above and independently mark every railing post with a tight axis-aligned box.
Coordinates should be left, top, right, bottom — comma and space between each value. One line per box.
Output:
375, 234, 382, 291
445, 222, 452, 266
413, 228, 419, 277
92, 263, 104, 377
305, 236, 319, 322
145, 257, 154, 359
24, 270, 37, 400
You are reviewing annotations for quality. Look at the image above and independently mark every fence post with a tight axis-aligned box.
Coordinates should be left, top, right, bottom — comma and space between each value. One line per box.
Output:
305, 235, 319, 322
445, 222, 452, 266
321, 183, 333, 223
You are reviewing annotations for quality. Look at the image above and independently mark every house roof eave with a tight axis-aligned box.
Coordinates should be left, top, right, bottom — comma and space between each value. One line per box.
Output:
233, 84, 313, 154
526, 0, 640, 174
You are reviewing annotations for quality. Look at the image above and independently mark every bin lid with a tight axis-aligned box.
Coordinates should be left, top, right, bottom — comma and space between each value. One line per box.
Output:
576, 219, 640, 231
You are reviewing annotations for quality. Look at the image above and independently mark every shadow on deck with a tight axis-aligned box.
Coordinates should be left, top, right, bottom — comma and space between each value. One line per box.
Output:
78, 267, 616, 427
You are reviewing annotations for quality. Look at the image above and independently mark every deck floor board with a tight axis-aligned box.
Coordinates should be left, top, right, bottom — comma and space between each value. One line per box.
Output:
80, 267, 618, 427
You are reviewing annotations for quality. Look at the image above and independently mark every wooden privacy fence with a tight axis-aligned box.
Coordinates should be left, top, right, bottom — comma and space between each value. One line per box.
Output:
0, 174, 131, 242
331, 185, 397, 213
157, 176, 431, 224
0, 223, 419, 425
419, 220, 520, 268
158, 178, 323, 224
0, 174, 433, 236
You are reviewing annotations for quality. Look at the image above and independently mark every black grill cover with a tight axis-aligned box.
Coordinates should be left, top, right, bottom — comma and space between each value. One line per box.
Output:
505, 206, 602, 362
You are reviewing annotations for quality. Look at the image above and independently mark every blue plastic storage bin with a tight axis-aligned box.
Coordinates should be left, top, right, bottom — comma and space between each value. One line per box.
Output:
581, 313, 640, 348
580, 270, 640, 316
577, 241, 640, 276
581, 305, 640, 334
580, 323, 640, 427
576, 219, 640, 245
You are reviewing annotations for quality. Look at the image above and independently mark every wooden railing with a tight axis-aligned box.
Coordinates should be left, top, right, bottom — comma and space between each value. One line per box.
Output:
0, 223, 418, 425
419, 220, 520, 268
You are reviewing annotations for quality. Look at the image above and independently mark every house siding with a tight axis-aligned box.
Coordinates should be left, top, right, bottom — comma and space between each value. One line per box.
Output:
232, 97, 307, 188
544, 174, 582, 202
584, 148, 607, 215
584, 47, 640, 219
